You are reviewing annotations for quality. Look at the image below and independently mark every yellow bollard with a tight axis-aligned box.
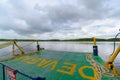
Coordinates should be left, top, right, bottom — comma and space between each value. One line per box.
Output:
93, 37, 96, 46
93, 37, 98, 56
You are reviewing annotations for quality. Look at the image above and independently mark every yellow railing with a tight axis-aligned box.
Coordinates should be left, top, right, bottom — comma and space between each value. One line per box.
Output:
105, 45, 120, 75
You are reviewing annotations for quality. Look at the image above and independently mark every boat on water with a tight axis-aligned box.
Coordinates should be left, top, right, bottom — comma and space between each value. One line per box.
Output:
0, 37, 120, 80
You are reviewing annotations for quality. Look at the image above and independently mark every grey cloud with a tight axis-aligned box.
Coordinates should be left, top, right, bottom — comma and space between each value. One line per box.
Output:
80, 0, 105, 10
0, 0, 119, 39
108, 9, 120, 19
47, 5, 80, 23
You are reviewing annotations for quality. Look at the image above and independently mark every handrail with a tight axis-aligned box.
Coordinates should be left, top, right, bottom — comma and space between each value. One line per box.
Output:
0, 62, 45, 80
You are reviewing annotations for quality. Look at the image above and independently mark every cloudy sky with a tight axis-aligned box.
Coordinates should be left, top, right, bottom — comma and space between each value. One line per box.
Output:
0, 0, 120, 39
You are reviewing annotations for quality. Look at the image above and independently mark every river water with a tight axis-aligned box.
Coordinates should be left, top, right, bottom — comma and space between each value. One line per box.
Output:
0, 41, 120, 70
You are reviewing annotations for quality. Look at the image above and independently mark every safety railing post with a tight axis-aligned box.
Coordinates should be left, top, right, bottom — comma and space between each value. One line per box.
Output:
37, 41, 40, 51
2, 65, 5, 80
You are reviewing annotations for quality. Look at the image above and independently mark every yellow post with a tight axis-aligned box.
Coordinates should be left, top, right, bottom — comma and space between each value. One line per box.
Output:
14, 41, 25, 55
93, 37, 98, 56
93, 37, 96, 46
37, 40, 39, 45
109, 44, 120, 62
106, 44, 120, 71
12, 42, 15, 56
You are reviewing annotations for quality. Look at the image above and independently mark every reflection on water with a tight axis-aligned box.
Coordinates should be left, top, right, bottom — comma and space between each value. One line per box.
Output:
0, 41, 120, 70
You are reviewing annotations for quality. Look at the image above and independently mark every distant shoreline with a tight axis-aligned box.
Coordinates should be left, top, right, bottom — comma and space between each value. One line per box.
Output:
0, 38, 120, 42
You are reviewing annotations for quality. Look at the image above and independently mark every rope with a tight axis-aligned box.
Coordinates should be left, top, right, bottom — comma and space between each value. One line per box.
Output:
0, 51, 38, 62
13, 42, 35, 53
0, 41, 13, 49
0, 42, 36, 61
19, 42, 34, 48
86, 54, 115, 80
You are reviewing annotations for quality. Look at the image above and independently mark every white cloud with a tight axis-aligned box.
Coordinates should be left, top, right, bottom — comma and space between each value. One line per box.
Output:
0, 0, 120, 39
0, 30, 26, 39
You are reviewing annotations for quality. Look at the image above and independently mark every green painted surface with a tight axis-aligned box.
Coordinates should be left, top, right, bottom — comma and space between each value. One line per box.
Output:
0, 50, 120, 80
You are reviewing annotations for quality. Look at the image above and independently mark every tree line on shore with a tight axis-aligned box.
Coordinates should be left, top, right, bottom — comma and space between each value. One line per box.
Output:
0, 38, 120, 42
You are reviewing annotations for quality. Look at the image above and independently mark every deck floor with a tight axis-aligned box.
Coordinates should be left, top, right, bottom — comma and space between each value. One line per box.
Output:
0, 50, 120, 80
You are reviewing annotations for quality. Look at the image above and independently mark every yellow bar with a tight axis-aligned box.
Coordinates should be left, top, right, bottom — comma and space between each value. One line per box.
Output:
0, 41, 13, 49
37, 40, 39, 45
12, 43, 15, 56
109, 45, 120, 62
14, 41, 25, 54
93, 37, 96, 46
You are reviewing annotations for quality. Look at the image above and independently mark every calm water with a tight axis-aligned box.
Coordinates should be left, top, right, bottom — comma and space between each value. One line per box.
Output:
40, 42, 120, 61
0, 41, 120, 70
